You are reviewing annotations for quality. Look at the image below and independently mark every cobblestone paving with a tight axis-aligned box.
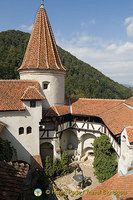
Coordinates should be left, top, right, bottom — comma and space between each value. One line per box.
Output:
53, 159, 100, 200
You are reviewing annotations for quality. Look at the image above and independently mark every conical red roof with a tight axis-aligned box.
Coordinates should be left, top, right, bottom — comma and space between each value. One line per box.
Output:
18, 5, 65, 72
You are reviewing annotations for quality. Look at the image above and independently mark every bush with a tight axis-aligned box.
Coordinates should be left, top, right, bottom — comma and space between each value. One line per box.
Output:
61, 151, 70, 175
0, 138, 16, 161
93, 135, 117, 182
36, 170, 49, 190
45, 156, 54, 177
36, 170, 49, 198
44, 152, 71, 179
53, 159, 62, 177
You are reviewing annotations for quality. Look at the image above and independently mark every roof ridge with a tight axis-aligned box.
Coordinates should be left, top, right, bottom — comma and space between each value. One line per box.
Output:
98, 102, 124, 116
126, 126, 133, 129
21, 86, 45, 100
78, 98, 125, 101
52, 104, 60, 116
0, 80, 38, 82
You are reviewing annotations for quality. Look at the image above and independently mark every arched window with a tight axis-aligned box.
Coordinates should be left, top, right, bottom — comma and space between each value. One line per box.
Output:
27, 126, 32, 134
42, 81, 49, 90
19, 127, 24, 135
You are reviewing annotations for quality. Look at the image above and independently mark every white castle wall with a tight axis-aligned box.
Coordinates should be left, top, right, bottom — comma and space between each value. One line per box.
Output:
118, 128, 133, 174
19, 70, 65, 109
0, 101, 42, 164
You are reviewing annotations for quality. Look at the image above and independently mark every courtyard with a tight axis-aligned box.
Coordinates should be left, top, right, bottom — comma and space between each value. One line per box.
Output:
53, 157, 100, 200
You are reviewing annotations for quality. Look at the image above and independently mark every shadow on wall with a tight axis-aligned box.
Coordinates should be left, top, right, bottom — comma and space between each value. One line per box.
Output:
0, 127, 43, 172
60, 129, 78, 151
40, 142, 53, 165
0, 127, 59, 200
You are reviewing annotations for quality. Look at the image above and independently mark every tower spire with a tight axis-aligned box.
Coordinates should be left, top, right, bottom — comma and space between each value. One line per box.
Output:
18, 0, 66, 72
41, 0, 44, 8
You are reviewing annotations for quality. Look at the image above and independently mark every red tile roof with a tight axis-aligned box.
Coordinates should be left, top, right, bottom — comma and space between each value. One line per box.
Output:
82, 172, 133, 200
18, 6, 65, 72
126, 127, 133, 143
99, 103, 133, 135
21, 86, 45, 100
43, 98, 124, 117
42, 98, 133, 136
0, 161, 29, 200
71, 98, 124, 116
125, 96, 133, 106
0, 80, 42, 111
44, 104, 70, 117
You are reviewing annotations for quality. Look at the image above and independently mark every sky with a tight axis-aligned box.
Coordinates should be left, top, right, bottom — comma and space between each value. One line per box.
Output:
0, 0, 133, 85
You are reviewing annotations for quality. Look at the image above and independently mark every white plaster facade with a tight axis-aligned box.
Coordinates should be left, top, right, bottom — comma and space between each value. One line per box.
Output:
19, 70, 65, 109
0, 101, 42, 164
118, 127, 133, 174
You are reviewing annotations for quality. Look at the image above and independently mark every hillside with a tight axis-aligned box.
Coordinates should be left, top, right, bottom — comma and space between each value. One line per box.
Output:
0, 30, 132, 99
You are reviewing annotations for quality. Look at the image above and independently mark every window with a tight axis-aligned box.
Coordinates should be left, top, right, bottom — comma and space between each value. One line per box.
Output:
42, 81, 49, 90
19, 127, 24, 135
30, 100, 36, 108
27, 126, 32, 134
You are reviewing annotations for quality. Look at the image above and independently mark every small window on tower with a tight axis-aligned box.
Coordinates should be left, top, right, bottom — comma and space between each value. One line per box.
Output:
30, 100, 36, 108
43, 81, 49, 90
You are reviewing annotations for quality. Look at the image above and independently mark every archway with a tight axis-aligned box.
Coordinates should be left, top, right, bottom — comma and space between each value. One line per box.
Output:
60, 129, 78, 157
81, 133, 96, 160
40, 142, 53, 164
82, 147, 94, 157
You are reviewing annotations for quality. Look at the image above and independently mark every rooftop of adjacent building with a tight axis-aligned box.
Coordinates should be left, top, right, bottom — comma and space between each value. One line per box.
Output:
43, 97, 133, 136
0, 161, 29, 200
0, 80, 44, 111
82, 170, 133, 200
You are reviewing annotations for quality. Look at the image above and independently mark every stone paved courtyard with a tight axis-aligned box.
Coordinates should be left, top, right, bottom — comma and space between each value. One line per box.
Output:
53, 158, 100, 200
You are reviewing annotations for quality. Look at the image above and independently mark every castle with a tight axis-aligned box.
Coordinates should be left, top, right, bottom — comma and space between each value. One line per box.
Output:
0, 1, 133, 175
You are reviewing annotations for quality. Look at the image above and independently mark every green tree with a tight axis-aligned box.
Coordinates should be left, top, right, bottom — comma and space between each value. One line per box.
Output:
0, 138, 16, 161
45, 156, 54, 177
61, 151, 70, 175
53, 159, 62, 177
0, 30, 132, 99
93, 135, 117, 183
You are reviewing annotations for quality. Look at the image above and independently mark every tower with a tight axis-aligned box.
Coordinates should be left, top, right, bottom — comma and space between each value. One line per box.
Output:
18, 1, 66, 109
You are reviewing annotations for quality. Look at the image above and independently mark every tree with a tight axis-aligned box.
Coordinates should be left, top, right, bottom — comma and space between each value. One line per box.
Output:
0, 30, 132, 99
93, 135, 117, 183
0, 138, 16, 161
61, 151, 70, 175
53, 159, 62, 177
45, 156, 54, 177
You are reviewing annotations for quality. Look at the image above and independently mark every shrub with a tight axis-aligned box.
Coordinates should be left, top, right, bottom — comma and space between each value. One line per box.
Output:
53, 159, 62, 177
36, 170, 49, 190
45, 156, 54, 177
61, 151, 70, 175
0, 138, 16, 161
36, 170, 49, 198
93, 135, 117, 182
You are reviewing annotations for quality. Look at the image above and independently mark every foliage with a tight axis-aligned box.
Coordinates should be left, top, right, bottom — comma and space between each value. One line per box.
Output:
44, 153, 70, 178
0, 137, 16, 161
53, 159, 62, 177
36, 170, 49, 198
61, 151, 70, 175
36, 170, 49, 189
93, 135, 118, 183
0, 30, 132, 99
45, 156, 54, 177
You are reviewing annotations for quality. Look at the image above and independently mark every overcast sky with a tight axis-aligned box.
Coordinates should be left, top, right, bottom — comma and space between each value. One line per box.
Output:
0, 0, 133, 85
